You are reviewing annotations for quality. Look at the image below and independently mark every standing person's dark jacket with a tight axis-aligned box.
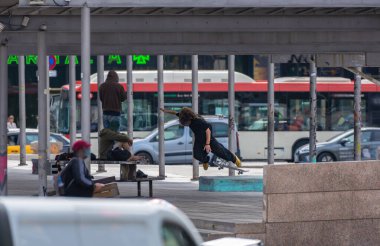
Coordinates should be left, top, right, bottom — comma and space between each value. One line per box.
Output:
61, 157, 94, 197
99, 71, 126, 114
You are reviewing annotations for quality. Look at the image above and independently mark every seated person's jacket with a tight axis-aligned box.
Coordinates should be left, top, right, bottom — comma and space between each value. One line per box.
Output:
61, 157, 94, 197
99, 128, 132, 160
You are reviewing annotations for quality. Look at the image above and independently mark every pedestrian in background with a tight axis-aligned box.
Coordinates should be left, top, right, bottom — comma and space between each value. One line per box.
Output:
7, 115, 17, 129
99, 71, 126, 132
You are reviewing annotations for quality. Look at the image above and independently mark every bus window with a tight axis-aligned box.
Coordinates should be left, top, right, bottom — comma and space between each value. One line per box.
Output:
329, 97, 366, 131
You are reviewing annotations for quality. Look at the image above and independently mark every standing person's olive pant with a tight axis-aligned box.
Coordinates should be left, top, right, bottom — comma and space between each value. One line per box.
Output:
193, 138, 236, 163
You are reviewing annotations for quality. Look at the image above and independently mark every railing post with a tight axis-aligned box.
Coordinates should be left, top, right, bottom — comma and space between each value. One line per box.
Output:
81, 5, 91, 170
354, 68, 362, 161
228, 55, 236, 176
69, 56, 77, 147
97, 55, 106, 172
309, 59, 317, 163
0, 42, 8, 196
157, 55, 165, 178
267, 59, 275, 165
38, 30, 48, 196
18, 56, 27, 166
191, 55, 199, 180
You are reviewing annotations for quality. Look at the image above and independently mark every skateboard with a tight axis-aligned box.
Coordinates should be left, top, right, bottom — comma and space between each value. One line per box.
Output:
209, 154, 248, 175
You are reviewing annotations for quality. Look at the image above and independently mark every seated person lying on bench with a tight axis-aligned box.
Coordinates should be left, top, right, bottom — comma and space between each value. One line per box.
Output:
99, 121, 141, 161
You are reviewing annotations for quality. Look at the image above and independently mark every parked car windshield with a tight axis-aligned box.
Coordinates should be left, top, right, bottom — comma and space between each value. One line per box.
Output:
326, 130, 354, 143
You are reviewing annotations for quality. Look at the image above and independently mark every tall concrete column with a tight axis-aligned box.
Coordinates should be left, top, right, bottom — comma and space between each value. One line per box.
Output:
38, 30, 48, 196
157, 55, 165, 178
69, 56, 77, 147
0, 43, 8, 196
18, 56, 27, 166
309, 60, 317, 163
81, 5, 91, 170
354, 68, 362, 161
97, 55, 105, 172
127, 55, 133, 139
191, 55, 199, 180
267, 60, 275, 165
228, 55, 236, 176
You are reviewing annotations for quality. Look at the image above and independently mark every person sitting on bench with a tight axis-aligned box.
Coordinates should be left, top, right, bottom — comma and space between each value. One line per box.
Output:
61, 140, 105, 197
160, 107, 242, 170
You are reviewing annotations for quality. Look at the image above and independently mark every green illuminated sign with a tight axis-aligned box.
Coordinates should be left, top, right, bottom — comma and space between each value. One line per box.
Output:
4, 55, 148, 65
133, 55, 150, 65
108, 55, 122, 65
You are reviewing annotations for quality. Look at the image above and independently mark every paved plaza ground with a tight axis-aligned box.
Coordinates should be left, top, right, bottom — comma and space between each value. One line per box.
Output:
7, 159, 265, 224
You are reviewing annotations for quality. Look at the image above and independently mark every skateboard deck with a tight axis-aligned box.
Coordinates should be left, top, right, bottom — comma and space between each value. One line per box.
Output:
209, 155, 248, 175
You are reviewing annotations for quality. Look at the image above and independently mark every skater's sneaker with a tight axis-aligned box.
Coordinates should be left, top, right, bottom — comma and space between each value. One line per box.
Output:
203, 163, 209, 170
234, 156, 242, 167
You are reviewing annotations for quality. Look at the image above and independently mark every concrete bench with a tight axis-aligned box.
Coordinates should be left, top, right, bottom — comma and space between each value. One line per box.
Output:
94, 175, 164, 198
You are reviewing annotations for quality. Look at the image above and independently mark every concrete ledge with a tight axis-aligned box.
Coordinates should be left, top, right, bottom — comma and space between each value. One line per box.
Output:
199, 176, 263, 192
267, 190, 380, 222
264, 161, 380, 194
264, 161, 380, 245
266, 219, 380, 246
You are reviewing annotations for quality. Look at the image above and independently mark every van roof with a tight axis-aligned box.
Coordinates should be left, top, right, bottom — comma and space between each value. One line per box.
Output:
0, 198, 202, 245
0, 198, 181, 218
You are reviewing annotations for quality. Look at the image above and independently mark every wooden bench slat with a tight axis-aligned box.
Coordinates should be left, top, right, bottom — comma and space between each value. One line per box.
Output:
93, 176, 116, 184
123, 176, 164, 182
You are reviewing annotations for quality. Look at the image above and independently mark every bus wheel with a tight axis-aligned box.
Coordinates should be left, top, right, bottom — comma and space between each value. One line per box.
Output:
291, 139, 309, 162
317, 152, 335, 163
136, 152, 154, 164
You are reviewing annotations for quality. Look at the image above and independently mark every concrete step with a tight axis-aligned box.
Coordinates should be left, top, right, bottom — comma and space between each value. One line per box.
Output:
192, 218, 265, 234
198, 228, 235, 241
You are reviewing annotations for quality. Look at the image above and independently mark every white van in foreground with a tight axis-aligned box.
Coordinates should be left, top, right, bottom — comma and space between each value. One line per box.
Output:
0, 198, 202, 246
0, 198, 262, 246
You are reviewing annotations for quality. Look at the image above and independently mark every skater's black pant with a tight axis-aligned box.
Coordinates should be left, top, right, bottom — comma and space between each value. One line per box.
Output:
193, 138, 236, 163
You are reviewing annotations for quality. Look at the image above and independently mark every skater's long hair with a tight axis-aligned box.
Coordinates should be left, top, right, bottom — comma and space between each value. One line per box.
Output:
178, 107, 200, 126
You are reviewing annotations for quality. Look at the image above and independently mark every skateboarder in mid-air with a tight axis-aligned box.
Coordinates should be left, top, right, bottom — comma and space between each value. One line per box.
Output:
160, 107, 241, 170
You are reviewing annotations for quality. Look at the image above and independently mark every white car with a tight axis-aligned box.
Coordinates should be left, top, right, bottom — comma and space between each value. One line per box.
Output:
133, 116, 241, 164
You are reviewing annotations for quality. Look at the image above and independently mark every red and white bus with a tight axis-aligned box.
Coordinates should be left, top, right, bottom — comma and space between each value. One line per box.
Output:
56, 70, 380, 160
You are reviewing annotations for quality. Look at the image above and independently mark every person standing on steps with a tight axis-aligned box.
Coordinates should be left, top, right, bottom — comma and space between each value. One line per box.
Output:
99, 71, 126, 132
160, 107, 242, 170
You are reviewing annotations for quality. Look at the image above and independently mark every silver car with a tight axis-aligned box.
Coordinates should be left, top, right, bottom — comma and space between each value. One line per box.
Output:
295, 127, 380, 163
133, 116, 241, 164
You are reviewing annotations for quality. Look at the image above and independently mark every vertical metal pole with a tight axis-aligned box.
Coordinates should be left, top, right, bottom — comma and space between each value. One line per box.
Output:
46, 57, 50, 160
38, 30, 48, 196
0, 43, 8, 196
18, 56, 27, 166
81, 5, 91, 171
157, 55, 165, 178
309, 60, 317, 163
191, 55, 199, 180
228, 55, 236, 176
127, 55, 134, 139
96, 56, 105, 172
354, 68, 362, 161
267, 59, 275, 165
69, 56, 77, 147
